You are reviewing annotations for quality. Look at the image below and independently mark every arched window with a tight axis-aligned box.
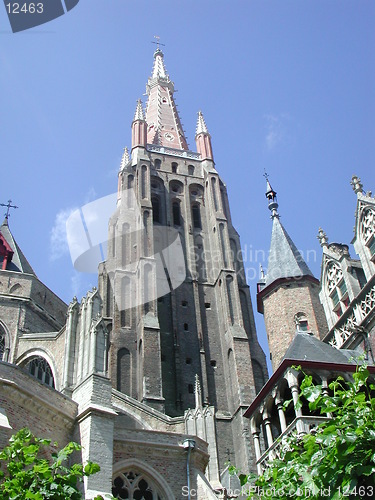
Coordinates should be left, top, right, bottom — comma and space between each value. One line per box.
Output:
25, 357, 55, 388
112, 470, 163, 500
192, 204, 201, 229
188, 165, 195, 175
143, 211, 150, 257
219, 223, 228, 267
141, 166, 147, 199
172, 201, 181, 226
154, 159, 161, 169
144, 264, 152, 313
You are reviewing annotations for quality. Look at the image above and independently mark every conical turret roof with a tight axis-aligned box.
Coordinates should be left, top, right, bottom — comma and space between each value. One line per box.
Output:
265, 217, 314, 286
0, 218, 36, 275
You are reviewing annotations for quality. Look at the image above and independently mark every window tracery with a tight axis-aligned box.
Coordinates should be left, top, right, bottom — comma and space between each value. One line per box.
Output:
360, 207, 375, 257
25, 357, 55, 388
325, 261, 349, 318
112, 471, 163, 500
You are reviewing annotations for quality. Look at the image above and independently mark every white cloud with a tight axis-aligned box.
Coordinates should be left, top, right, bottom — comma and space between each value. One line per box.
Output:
264, 113, 293, 150
50, 207, 76, 261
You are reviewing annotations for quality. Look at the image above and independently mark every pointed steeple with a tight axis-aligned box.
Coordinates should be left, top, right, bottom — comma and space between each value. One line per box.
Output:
195, 110, 214, 161
131, 99, 147, 150
196, 110, 209, 135
0, 218, 36, 275
133, 99, 145, 122
145, 49, 189, 150
119, 147, 130, 171
263, 178, 313, 287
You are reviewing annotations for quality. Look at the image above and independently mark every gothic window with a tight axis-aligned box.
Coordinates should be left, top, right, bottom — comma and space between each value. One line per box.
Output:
172, 201, 181, 226
188, 165, 195, 175
25, 357, 55, 388
192, 204, 202, 229
154, 158, 161, 169
170, 180, 183, 194
143, 211, 150, 256
112, 471, 163, 500
151, 196, 160, 224
360, 207, 375, 257
141, 166, 147, 199
325, 261, 349, 318
172, 162, 178, 173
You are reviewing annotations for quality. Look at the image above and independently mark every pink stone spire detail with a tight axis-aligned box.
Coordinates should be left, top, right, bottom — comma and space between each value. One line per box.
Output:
145, 49, 188, 150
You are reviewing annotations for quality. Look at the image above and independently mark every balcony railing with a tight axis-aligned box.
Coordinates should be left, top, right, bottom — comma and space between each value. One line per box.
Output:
257, 416, 329, 471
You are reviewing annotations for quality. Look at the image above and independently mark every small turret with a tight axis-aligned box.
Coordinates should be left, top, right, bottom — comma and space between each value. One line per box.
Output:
195, 110, 214, 161
131, 99, 147, 150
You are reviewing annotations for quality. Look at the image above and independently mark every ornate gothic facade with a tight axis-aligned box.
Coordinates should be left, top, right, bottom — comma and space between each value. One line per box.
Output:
0, 48, 374, 499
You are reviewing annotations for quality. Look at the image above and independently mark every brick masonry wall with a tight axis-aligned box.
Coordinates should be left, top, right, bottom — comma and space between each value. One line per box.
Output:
263, 279, 328, 371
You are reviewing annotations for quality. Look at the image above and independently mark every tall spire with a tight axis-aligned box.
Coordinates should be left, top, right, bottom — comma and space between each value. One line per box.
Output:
145, 48, 188, 150
196, 110, 209, 135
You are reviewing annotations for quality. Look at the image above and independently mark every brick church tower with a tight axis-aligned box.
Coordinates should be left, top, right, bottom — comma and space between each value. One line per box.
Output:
257, 178, 328, 371
97, 47, 268, 472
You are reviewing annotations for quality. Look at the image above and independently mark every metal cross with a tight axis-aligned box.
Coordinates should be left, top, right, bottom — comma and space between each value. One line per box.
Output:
0, 200, 18, 219
152, 35, 165, 50
263, 169, 269, 180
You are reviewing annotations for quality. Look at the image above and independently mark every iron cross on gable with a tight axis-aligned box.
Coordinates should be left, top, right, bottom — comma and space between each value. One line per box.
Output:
0, 200, 18, 219
152, 35, 165, 50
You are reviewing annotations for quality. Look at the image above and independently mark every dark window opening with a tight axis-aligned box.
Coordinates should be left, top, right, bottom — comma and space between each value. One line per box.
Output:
192, 204, 202, 229
172, 163, 178, 173
152, 196, 160, 224
186, 358, 192, 364
205, 302, 211, 309
210, 360, 217, 368
172, 201, 181, 226
184, 323, 189, 331
188, 384, 194, 394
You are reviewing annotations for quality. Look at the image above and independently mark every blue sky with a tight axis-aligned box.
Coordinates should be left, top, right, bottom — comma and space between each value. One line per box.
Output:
1, 1, 374, 370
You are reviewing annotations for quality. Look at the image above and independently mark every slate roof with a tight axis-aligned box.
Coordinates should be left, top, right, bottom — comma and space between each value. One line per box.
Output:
265, 217, 314, 287
0, 218, 36, 275
283, 331, 358, 365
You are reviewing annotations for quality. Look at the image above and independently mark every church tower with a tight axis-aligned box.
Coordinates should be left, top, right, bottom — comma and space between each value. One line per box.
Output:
97, 47, 268, 473
257, 179, 328, 371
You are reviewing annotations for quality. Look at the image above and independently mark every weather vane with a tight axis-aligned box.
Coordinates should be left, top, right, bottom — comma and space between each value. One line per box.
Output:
152, 35, 165, 50
0, 199, 18, 219
263, 169, 269, 180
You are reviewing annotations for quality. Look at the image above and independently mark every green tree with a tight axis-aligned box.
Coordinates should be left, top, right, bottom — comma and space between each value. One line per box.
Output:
0, 428, 103, 499
231, 364, 375, 499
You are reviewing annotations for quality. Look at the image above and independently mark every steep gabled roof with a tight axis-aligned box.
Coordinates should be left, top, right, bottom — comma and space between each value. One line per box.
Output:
0, 218, 36, 275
